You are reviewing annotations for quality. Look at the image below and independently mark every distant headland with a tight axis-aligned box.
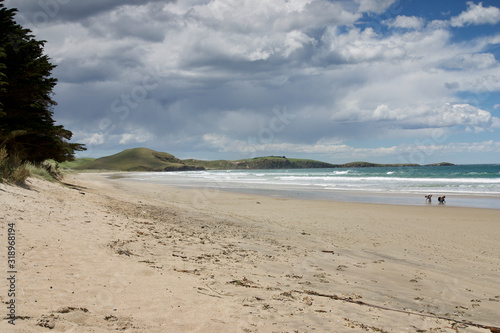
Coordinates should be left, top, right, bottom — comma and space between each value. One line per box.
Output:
61, 147, 454, 172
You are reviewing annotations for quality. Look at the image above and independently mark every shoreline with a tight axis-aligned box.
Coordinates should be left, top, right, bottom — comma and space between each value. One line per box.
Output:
1, 173, 499, 332
114, 172, 500, 210
199, 184, 500, 209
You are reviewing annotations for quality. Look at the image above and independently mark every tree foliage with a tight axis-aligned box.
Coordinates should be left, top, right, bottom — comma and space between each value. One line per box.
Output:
0, 1, 85, 163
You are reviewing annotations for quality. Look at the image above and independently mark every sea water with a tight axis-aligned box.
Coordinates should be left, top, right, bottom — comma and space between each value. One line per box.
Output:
121, 164, 500, 209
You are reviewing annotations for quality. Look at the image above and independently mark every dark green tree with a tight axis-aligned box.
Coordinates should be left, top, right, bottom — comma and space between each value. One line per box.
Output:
0, 1, 85, 163
0, 46, 6, 114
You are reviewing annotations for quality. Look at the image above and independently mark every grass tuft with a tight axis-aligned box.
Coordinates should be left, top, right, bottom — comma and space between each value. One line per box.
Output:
0, 147, 30, 185
1, 148, 62, 185
26, 160, 62, 182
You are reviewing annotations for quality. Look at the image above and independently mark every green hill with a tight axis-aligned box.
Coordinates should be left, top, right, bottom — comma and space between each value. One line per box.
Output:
185, 156, 336, 170
340, 161, 419, 168
66, 148, 453, 172
73, 148, 204, 171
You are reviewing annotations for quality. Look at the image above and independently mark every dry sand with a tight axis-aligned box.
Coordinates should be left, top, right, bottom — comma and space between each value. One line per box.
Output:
1, 173, 499, 333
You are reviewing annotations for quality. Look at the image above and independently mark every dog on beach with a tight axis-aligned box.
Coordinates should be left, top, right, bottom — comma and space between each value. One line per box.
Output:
425, 194, 432, 203
438, 196, 446, 204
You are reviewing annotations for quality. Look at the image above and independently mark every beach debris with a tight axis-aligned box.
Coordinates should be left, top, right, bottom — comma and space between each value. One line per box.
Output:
285, 274, 303, 279
172, 253, 187, 259
343, 318, 387, 332
174, 268, 200, 275
279, 291, 294, 299
228, 277, 259, 288
117, 248, 131, 256
37, 315, 57, 329
295, 290, 500, 332
196, 287, 222, 298
56, 307, 89, 314
303, 296, 313, 306
321, 250, 334, 254
204, 283, 226, 297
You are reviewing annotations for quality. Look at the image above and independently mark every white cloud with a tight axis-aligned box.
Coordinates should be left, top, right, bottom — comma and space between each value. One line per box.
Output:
443, 53, 497, 70
6, 0, 499, 163
363, 103, 492, 130
81, 133, 106, 145
451, 1, 500, 27
354, 0, 397, 14
202, 132, 500, 160
119, 129, 154, 144
492, 116, 500, 128
384, 15, 425, 30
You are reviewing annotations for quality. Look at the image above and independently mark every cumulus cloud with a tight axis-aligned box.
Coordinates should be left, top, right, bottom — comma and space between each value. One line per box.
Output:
81, 133, 106, 146
384, 15, 425, 30
443, 53, 497, 70
451, 1, 500, 27
353, 0, 397, 14
201, 132, 500, 161
4, 0, 170, 23
4, 0, 499, 162
383, 103, 492, 129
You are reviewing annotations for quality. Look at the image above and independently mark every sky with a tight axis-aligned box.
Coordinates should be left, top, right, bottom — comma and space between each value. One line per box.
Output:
5, 0, 500, 164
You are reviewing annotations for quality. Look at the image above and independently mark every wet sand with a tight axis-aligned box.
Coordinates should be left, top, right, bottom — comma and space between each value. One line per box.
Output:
1, 173, 499, 332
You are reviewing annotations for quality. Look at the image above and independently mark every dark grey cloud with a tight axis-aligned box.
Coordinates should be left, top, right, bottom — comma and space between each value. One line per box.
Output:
5, 0, 173, 23
53, 45, 146, 83
5, 0, 499, 163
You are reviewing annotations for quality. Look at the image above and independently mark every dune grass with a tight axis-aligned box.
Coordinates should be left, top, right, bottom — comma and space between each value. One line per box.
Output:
1, 148, 30, 185
26, 160, 62, 182
1, 148, 63, 185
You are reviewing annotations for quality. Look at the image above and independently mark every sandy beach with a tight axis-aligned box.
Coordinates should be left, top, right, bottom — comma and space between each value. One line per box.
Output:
1, 173, 499, 332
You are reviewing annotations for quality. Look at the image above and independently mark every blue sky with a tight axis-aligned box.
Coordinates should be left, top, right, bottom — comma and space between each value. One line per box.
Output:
6, 0, 500, 164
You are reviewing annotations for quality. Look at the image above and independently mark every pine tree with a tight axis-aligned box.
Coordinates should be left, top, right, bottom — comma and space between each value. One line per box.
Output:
0, 46, 6, 115
0, 1, 85, 163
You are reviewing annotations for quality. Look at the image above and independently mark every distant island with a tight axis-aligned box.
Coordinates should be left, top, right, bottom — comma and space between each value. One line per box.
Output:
61, 148, 454, 172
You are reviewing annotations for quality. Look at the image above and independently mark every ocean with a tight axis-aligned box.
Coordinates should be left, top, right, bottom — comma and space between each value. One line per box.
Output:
121, 164, 500, 209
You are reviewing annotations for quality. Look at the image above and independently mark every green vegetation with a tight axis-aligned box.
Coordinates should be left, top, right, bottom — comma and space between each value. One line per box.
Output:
59, 158, 96, 170
73, 148, 204, 172
66, 149, 451, 172
0, 147, 29, 185
340, 161, 419, 168
424, 162, 454, 166
288, 158, 339, 169
25, 160, 62, 182
182, 159, 236, 170
0, 1, 85, 185
185, 156, 424, 170
186, 156, 336, 170
0, 147, 61, 184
